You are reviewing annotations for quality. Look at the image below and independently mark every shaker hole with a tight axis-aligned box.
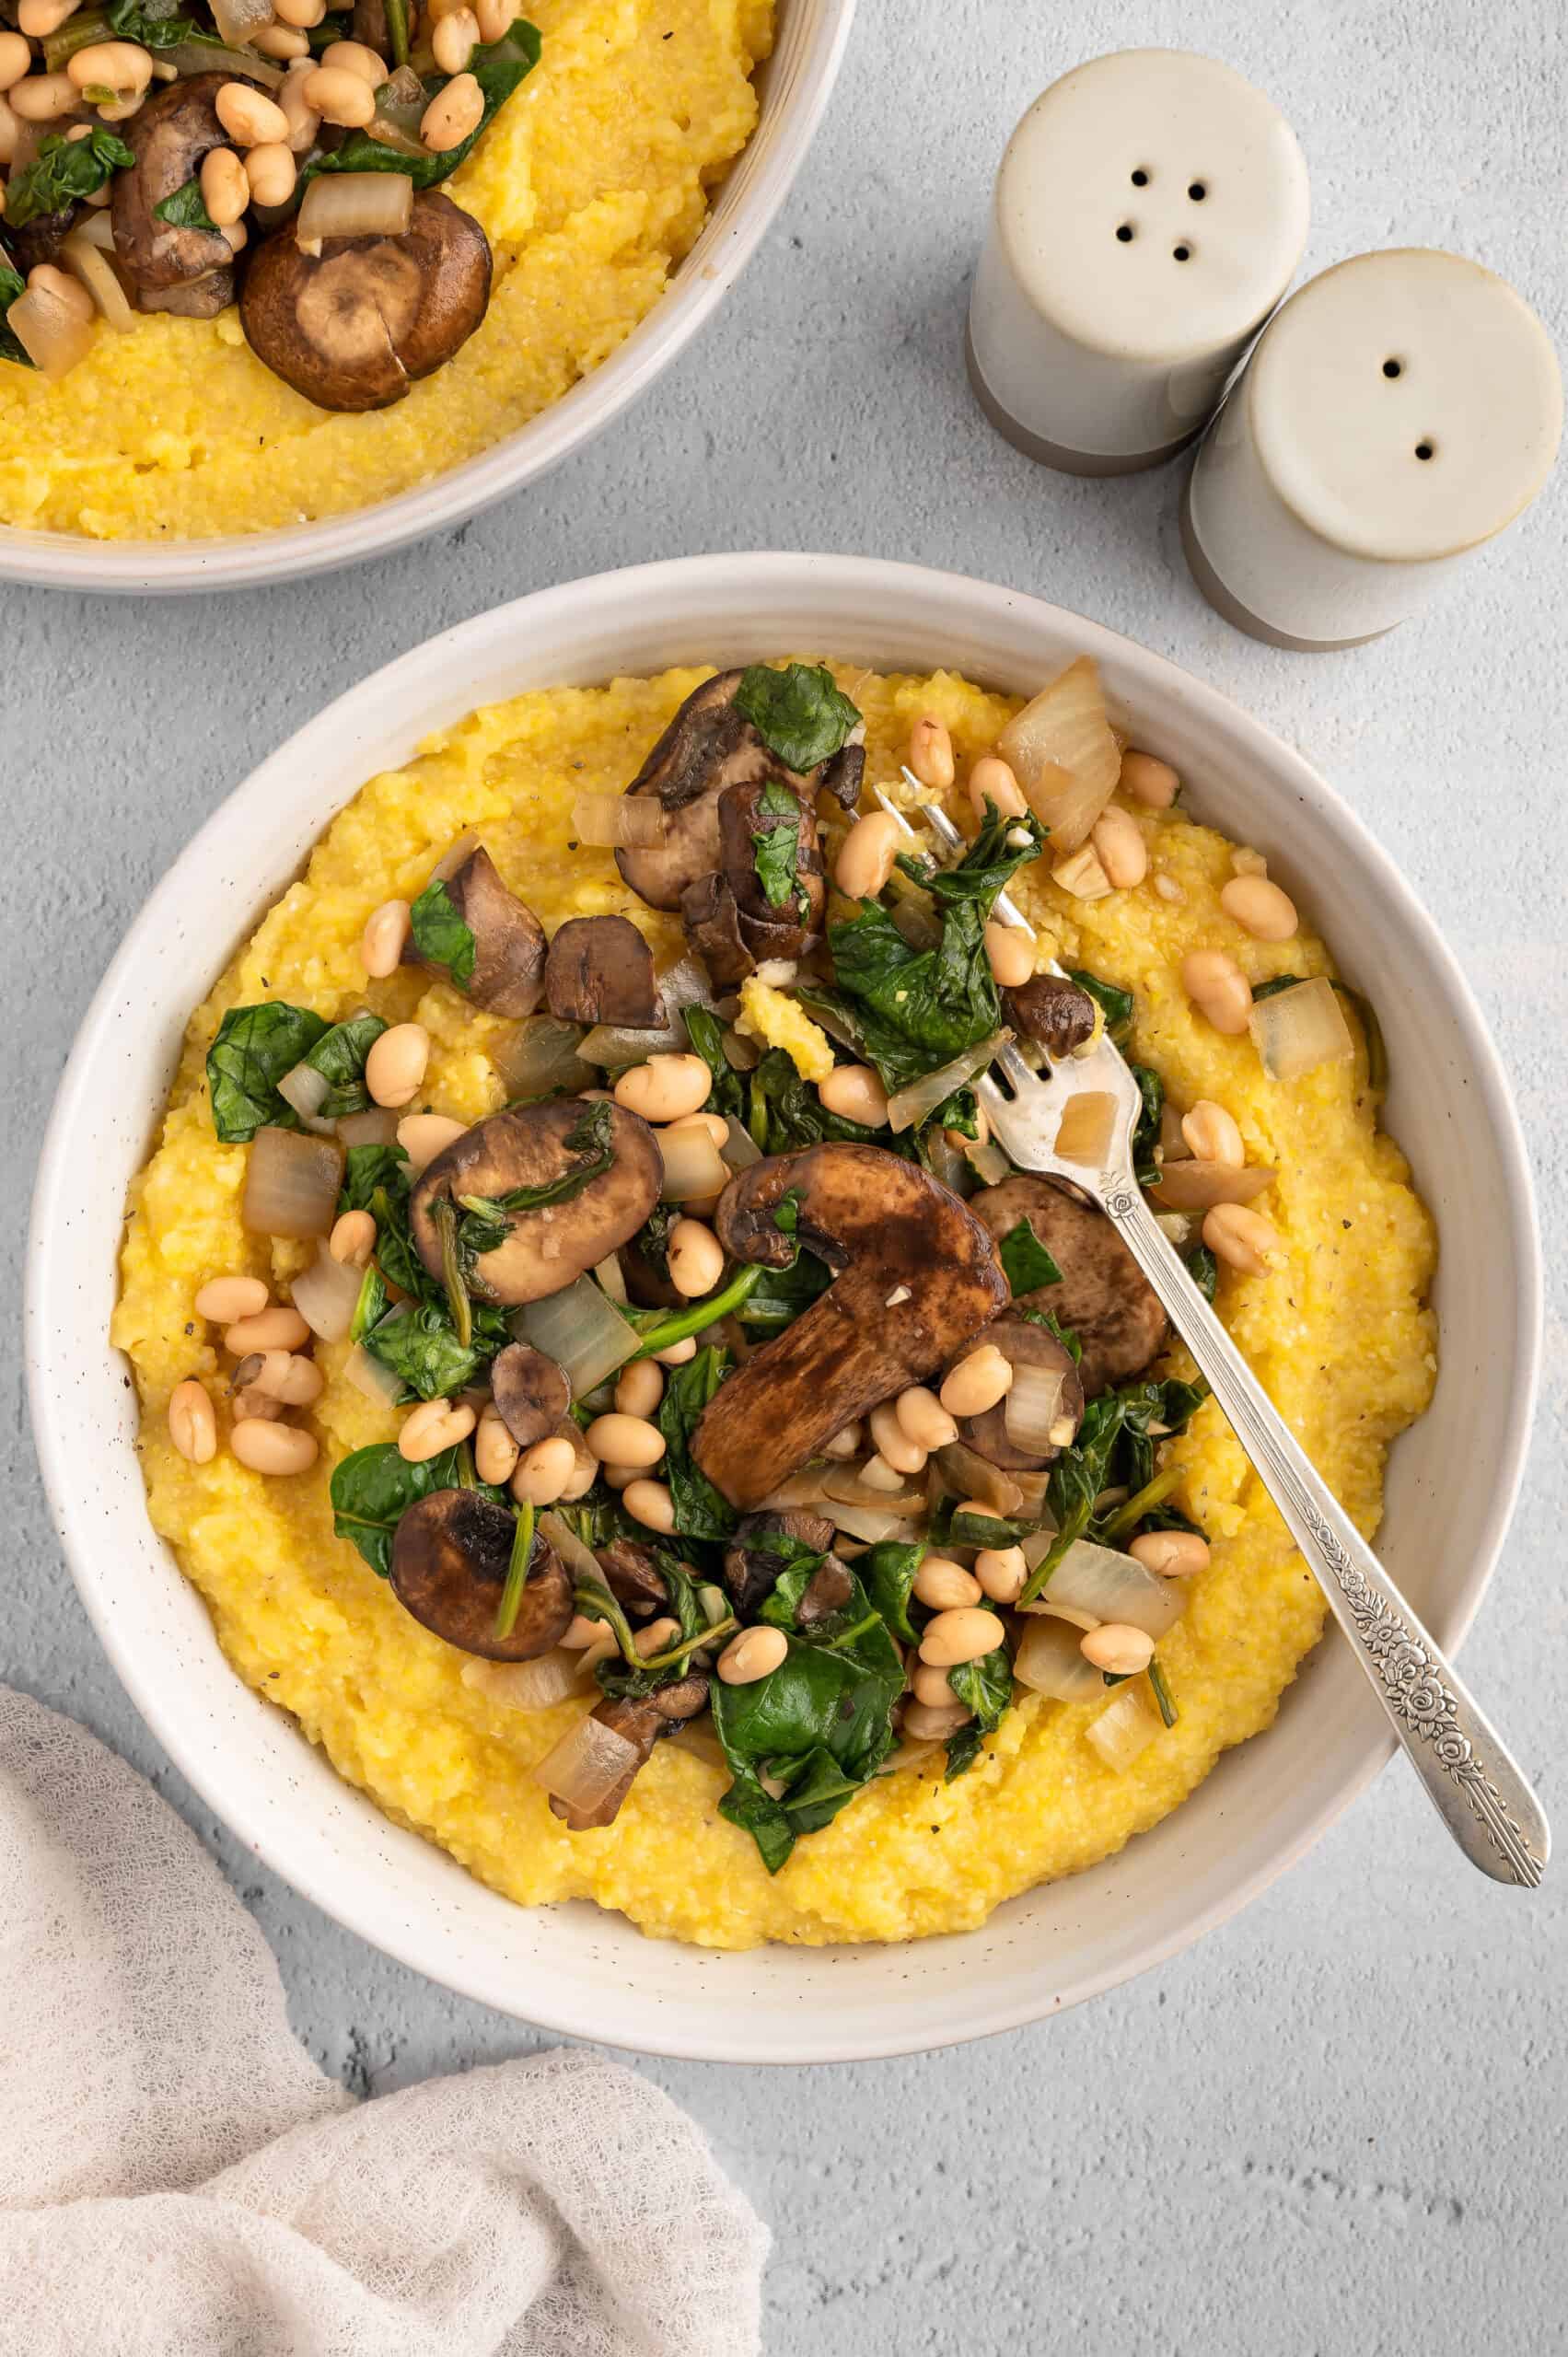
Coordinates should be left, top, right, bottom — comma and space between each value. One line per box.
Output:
1415, 441, 1435, 460
1383, 358, 1403, 378
1116, 224, 1135, 243
1188, 181, 1207, 201
1173, 245, 1191, 262
1131, 168, 1149, 186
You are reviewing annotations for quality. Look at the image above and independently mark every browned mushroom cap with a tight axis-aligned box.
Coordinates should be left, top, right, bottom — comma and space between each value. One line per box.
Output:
412, 843, 547, 1018
596, 1538, 668, 1610
410, 1096, 661, 1306
945, 1313, 1085, 1470
796, 1554, 854, 1627
615, 670, 767, 911
817, 740, 865, 815
544, 915, 665, 1028
489, 1342, 571, 1449
722, 1508, 836, 1619
548, 1677, 709, 1829
1005, 975, 1098, 1059
240, 191, 491, 412
9, 205, 81, 274
970, 1174, 1167, 1397
110, 76, 237, 312
711, 776, 825, 966
389, 1490, 573, 1661
692, 1144, 1008, 1511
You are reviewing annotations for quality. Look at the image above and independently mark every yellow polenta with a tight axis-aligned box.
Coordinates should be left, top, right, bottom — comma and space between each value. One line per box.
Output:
111, 665, 1437, 1948
0, 0, 772, 540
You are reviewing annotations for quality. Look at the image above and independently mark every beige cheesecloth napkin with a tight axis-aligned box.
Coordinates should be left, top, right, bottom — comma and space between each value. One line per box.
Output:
0, 1687, 767, 2355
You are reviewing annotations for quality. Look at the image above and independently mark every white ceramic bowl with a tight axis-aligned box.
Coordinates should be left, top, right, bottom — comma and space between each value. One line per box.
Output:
0, 2, 854, 597
27, 554, 1540, 2060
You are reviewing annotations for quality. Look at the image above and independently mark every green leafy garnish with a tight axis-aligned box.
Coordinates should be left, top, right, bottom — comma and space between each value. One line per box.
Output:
854, 1538, 925, 1647
5, 127, 134, 228
304, 1012, 388, 1120
302, 17, 541, 189
944, 1646, 1012, 1781
455, 1099, 613, 1264
329, 1442, 503, 1575
713, 1562, 903, 1873
1148, 1660, 1179, 1727
360, 1302, 492, 1402
409, 877, 477, 991
205, 1002, 329, 1143
154, 176, 218, 231
339, 1141, 410, 1213
653, 1344, 738, 1542
1066, 967, 1133, 1047
734, 663, 860, 773
825, 805, 1043, 1094
749, 778, 808, 917
998, 1216, 1063, 1295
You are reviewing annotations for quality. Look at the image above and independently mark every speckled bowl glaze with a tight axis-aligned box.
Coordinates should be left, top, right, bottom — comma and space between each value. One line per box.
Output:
26, 554, 1540, 2060
0, 0, 854, 597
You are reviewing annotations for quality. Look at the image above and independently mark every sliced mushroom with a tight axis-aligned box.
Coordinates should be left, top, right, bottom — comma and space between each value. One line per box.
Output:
722, 1508, 836, 1620
9, 205, 81, 275
407, 843, 546, 1019
110, 75, 237, 314
410, 1096, 661, 1306
944, 1313, 1085, 1471
544, 915, 664, 1028
620, 1219, 684, 1310
970, 1174, 1167, 1397
389, 1489, 573, 1661
1005, 974, 1099, 1059
241, 190, 491, 412
692, 1144, 1008, 1510
489, 1342, 571, 1449
549, 1677, 709, 1830
596, 1538, 668, 1611
817, 740, 865, 815
796, 1553, 854, 1627
710, 774, 826, 971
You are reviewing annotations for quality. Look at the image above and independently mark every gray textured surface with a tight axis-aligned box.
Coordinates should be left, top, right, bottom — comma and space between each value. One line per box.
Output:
6, 1, 1566, 2347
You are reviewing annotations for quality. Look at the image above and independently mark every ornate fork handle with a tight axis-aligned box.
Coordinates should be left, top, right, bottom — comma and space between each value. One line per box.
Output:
1103, 1180, 1548, 1887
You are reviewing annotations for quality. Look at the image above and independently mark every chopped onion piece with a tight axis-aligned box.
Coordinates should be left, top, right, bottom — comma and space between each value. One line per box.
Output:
367, 75, 431, 158
1013, 1615, 1105, 1702
462, 1648, 587, 1712
720, 1115, 762, 1172
517, 1274, 637, 1396
343, 1341, 404, 1408
211, 0, 272, 42
823, 1503, 921, 1545
167, 37, 284, 80
758, 1468, 835, 1510
7, 284, 92, 380
658, 1125, 727, 1202
492, 1015, 592, 1100
538, 1509, 601, 1590
1004, 1363, 1065, 1454
1148, 1160, 1276, 1212
276, 1060, 337, 1133
337, 1106, 401, 1149
296, 172, 413, 257
291, 1241, 363, 1341
579, 958, 711, 1064
1009, 1469, 1055, 1526
241, 1125, 343, 1240
1154, 1210, 1195, 1248
962, 1135, 1011, 1185
888, 1029, 1010, 1134
1016, 1598, 1099, 1631
593, 1251, 627, 1304
1249, 979, 1354, 1081
921, 1128, 970, 1195
62, 234, 134, 332
531, 1710, 641, 1815
1086, 1683, 1162, 1772
821, 1463, 924, 1514
570, 793, 668, 849
1053, 1091, 1118, 1166
997, 656, 1121, 853
1042, 1539, 1187, 1640
935, 1442, 1023, 1517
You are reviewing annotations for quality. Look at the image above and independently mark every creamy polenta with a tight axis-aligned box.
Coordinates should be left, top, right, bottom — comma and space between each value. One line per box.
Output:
0, 0, 772, 540
111, 664, 1436, 1948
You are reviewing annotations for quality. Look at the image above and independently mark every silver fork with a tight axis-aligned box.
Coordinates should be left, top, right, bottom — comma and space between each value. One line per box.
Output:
889, 782, 1549, 1887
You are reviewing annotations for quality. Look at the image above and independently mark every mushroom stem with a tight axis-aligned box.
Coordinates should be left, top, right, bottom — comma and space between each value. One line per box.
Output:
630, 1262, 765, 1359
494, 1500, 536, 1642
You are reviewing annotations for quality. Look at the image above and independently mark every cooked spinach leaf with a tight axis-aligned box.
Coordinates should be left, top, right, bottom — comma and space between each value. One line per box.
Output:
681, 1004, 746, 1122
102, 2, 220, 50
854, 1538, 924, 1646
747, 1047, 914, 1158
0, 254, 30, 371
304, 1012, 388, 1120
408, 877, 477, 990
154, 176, 217, 230
998, 1216, 1063, 1295
5, 127, 134, 227
733, 1248, 832, 1333
339, 1141, 410, 1213
655, 1344, 737, 1543
1130, 1062, 1163, 1188
632, 1201, 677, 1280
1066, 967, 1133, 1047
750, 778, 807, 917
329, 1441, 502, 1574
826, 807, 1043, 1093
944, 1645, 1012, 1781
1187, 1243, 1218, 1303
455, 1099, 613, 1264
713, 1562, 903, 1873
1015, 1303, 1083, 1363
302, 17, 541, 188
360, 1302, 492, 1402
205, 1002, 330, 1143
734, 662, 860, 773
596, 1550, 721, 1699
1020, 1376, 1207, 1603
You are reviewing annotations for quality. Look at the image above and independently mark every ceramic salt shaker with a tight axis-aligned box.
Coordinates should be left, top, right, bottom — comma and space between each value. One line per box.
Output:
1182, 249, 1562, 648
967, 49, 1309, 476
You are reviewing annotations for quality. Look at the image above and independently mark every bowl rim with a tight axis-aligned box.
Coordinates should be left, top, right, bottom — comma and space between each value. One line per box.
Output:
0, 0, 857, 598
26, 552, 1543, 2058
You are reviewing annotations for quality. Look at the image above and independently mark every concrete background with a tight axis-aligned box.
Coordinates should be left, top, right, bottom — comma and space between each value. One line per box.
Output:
6, 1, 1565, 2347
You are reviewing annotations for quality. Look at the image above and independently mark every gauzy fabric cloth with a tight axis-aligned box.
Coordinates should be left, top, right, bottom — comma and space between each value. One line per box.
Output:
0, 1688, 767, 2356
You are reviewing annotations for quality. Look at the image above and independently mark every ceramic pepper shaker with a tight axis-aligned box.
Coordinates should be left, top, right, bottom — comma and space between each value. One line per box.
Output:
1181, 249, 1563, 648
967, 49, 1310, 476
